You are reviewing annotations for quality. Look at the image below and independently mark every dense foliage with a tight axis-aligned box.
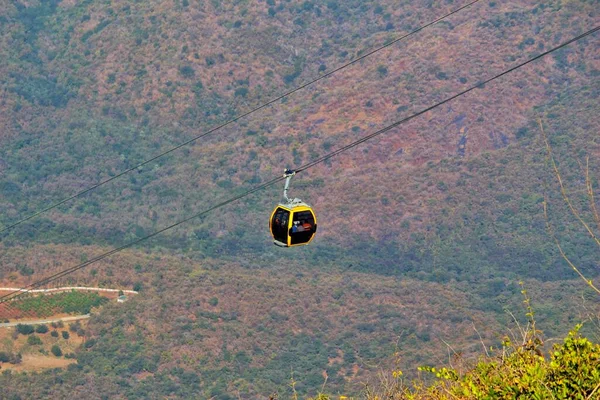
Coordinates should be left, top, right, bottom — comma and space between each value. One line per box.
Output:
0, 0, 597, 284
310, 325, 600, 399
1, 254, 598, 398
0, 351, 22, 364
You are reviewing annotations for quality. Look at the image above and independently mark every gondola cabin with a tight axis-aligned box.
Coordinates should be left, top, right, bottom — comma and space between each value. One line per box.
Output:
269, 169, 317, 247
269, 201, 317, 247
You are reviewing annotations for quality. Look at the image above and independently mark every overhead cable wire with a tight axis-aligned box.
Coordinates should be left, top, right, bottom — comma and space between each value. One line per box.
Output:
296, 26, 599, 174
1, 25, 597, 306
0, 0, 483, 235
0, 176, 286, 304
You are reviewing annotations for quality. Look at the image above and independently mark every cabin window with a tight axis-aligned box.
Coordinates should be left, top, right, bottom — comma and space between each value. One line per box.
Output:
271, 208, 290, 244
290, 210, 315, 245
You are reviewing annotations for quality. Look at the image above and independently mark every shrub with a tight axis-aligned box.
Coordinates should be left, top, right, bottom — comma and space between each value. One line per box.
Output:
234, 87, 248, 97
18, 265, 34, 276
302, 1, 314, 11
62, 331, 70, 340
178, 65, 195, 78
0, 352, 21, 364
16, 324, 35, 335
516, 126, 529, 139
51, 331, 59, 338
192, 81, 203, 95
35, 324, 49, 334
437, 325, 600, 398
545, 325, 600, 396
364, 324, 600, 400
27, 335, 42, 345
69, 322, 79, 333
51, 345, 63, 357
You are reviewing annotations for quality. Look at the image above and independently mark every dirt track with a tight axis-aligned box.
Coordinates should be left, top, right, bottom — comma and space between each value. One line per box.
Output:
0, 314, 90, 328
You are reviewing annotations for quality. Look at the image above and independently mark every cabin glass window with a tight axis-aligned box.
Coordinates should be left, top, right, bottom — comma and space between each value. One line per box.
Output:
271, 208, 290, 244
290, 210, 315, 245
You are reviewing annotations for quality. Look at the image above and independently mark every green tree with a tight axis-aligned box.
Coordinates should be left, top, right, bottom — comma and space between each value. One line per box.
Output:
0, 352, 10, 362
178, 65, 195, 78
27, 335, 42, 345
16, 324, 34, 335
51, 345, 63, 357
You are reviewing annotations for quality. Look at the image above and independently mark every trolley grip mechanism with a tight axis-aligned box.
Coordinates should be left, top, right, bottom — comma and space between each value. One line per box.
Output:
282, 169, 297, 203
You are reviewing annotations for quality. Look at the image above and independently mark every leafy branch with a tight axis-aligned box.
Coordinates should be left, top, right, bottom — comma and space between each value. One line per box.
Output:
539, 117, 600, 295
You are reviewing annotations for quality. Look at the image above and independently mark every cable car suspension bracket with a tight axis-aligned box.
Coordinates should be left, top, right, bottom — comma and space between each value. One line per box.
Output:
282, 169, 302, 205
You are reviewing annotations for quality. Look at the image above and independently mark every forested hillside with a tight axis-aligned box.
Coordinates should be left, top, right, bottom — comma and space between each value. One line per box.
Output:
0, 0, 599, 398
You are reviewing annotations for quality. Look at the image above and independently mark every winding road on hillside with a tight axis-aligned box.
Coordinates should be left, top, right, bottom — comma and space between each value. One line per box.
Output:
0, 314, 90, 328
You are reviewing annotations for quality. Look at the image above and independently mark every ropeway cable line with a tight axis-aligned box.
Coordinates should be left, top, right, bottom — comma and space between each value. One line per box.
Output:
0, 0, 482, 235
0, 25, 597, 306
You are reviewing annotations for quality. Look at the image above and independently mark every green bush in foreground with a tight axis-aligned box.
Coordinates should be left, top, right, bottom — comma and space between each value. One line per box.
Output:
426, 325, 600, 400
310, 324, 600, 400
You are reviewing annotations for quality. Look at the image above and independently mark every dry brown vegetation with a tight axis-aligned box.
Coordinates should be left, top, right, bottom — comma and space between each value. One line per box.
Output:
0, 319, 87, 373
3, 245, 599, 396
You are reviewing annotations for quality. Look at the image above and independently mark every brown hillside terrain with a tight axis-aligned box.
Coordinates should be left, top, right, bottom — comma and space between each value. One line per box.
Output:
2, 245, 599, 396
0, 0, 597, 240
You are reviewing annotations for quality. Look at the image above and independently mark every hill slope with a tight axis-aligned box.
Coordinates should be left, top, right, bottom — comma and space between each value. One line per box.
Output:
0, 0, 599, 398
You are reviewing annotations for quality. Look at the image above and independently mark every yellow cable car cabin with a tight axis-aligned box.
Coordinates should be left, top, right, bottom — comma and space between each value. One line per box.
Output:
270, 203, 317, 247
269, 169, 317, 247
